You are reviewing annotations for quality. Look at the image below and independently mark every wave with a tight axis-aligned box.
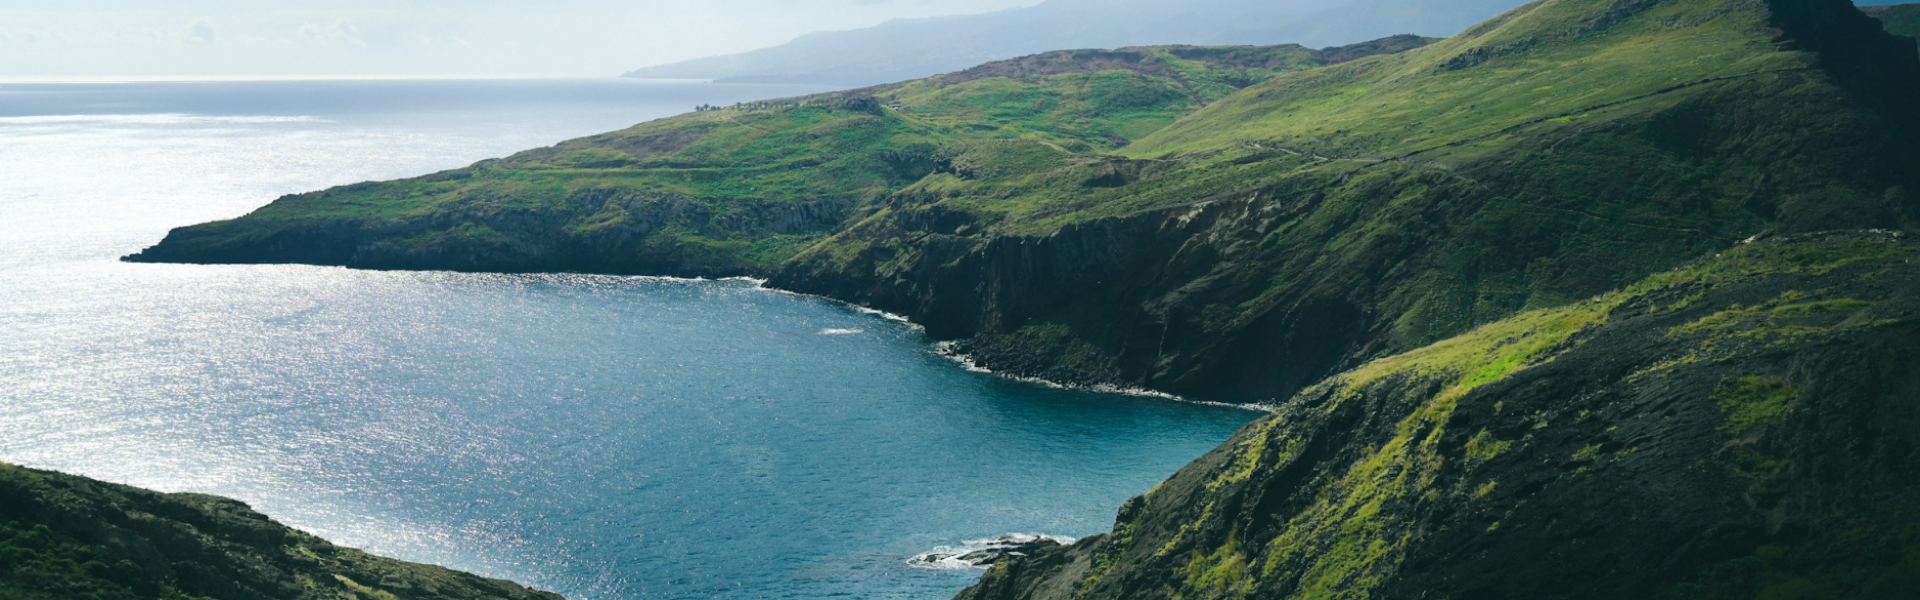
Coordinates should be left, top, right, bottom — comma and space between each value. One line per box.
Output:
742, 281, 1273, 411
0, 114, 321, 126
934, 342, 1277, 413
906, 534, 1078, 570
818, 328, 865, 335
742, 281, 922, 328
852, 306, 913, 324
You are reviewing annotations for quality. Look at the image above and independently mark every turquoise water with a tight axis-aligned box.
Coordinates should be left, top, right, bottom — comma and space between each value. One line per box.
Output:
0, 80, 1257, 599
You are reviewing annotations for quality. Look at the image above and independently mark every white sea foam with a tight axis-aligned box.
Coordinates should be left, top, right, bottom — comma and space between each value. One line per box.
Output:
853, 306, 913, 323
741, 280, 922, 328
933, 342, 1277, 413
906, 534, 1078, 571
743, 283, 1273, 411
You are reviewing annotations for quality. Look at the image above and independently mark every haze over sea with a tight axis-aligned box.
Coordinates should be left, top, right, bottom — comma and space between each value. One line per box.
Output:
0, 80, 1256, 599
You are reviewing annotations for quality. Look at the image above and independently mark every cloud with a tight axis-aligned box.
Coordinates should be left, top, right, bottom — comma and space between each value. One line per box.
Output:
182, 19, 215, 44
298, 19, 366, 46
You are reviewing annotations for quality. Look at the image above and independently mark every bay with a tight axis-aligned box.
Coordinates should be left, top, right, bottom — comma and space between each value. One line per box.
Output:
0, 79, 1256, 600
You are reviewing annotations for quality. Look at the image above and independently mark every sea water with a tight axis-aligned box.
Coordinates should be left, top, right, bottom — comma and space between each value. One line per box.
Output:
0, 80, 1256, 600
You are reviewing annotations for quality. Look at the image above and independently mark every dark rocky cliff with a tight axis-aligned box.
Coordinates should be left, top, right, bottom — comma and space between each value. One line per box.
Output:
0, 464, 562, 600
955, 232, 1920, 600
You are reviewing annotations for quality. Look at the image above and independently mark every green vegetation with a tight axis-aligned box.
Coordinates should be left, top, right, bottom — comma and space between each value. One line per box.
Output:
0, 520, 184, 600
1714, 376, 1797, 434
956, 230, 1920, 599
1129, 0, 1807, 158
1465, 430, 1513, 462
1177, 532, 1254, 600
134, 43, 1395, 276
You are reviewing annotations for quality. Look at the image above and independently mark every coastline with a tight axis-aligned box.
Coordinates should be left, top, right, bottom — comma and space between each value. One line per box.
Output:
747, 276, 1275, 411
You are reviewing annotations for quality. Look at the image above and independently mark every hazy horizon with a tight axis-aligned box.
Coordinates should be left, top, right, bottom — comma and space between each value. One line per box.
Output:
0, 0, 1043, 81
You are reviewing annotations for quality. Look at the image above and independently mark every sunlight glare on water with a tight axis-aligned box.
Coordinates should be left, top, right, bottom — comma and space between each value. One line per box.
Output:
0, 80, 1257, 600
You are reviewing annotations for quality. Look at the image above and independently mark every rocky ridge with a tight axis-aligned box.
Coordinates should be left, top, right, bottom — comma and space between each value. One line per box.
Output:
0, 463, 562, 600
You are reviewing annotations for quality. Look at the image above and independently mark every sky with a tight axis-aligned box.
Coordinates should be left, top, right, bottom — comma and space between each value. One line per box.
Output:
0, 0, 1044, 80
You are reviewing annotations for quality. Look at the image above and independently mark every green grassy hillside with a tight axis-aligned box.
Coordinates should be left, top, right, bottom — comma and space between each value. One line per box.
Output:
128, 39, 1423, 276
0, 464, 561, 600
130, 0, 1920, 404
773, 0, 1920, 399
958, 230, 1920, 599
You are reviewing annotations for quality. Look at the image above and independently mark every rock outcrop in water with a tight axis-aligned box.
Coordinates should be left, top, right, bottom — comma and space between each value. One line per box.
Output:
0, 463, 564, 600
909, 535, 1073, 569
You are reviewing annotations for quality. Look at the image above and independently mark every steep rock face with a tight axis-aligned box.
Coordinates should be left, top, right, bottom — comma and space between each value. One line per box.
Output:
0, 464, 563, 600
956, 232, 1920, 600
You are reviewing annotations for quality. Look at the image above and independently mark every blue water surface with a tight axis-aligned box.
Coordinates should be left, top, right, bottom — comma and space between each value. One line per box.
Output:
0, 80, 1256, 600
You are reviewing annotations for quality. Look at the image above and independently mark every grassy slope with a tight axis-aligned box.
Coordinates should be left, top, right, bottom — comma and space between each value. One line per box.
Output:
129, 41, 1413, 275
770, 0, 1920, 399
959, 232, 1920, 599
0, 464, 562, 600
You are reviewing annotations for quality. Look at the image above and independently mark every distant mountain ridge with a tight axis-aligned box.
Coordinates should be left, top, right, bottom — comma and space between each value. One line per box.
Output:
622, 0, 1526, 86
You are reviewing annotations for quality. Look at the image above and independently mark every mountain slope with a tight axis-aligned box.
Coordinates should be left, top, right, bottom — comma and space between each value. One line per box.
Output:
622, 0, 1525, 86
765, 0, 1920, 400
957, 231, 1920, 600
131, 0, 1920, 405
0, 463, 562, 600
122, 38, 1424, 276
1865, 2, 1920, 38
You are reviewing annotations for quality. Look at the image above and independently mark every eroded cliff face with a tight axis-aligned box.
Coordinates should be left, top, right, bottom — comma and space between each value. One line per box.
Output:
955, 232, 1920, 600
767, 188, 1383, 399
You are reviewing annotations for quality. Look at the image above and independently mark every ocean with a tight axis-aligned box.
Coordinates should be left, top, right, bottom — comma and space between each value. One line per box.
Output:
0, 79, 1257, 599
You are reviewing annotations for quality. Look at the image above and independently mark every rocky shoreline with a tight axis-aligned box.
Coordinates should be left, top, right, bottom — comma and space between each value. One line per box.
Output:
908, 535, 1075, 570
